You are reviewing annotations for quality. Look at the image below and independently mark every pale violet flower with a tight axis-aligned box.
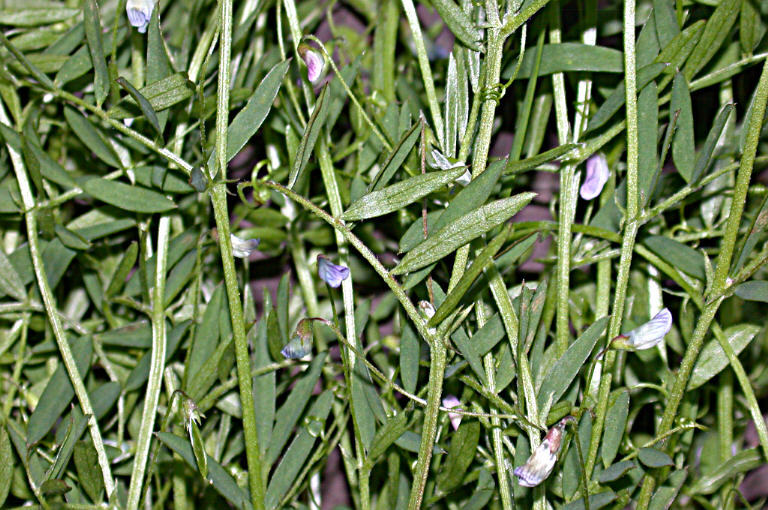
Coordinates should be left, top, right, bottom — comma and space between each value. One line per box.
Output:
230, 234, 260, 259
298, 43, 325, 84
442, 395, 462, 431
317, 255, 349, 288
580, 153, 609, 200
613, 308, 673, 351
513, 416, 574, 487
281, 319, 314, 359
126, 0, 154, 34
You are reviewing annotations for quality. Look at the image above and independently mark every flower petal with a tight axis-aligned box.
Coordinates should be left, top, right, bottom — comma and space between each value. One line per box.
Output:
625, 307, 673, 350
580, 153, 609, 200
317, 255, 349, 288
230, 234, 260, 259
442, 395, 462, 430
126, 0, 154, 33
299, 43, 325, 84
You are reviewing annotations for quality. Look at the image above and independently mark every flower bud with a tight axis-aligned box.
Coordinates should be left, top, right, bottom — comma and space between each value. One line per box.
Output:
281, 318, 314, 359
513, 417, 574, 487
580, 153, 609, 200
442, 395, 463, 430
298, 43, 326, 84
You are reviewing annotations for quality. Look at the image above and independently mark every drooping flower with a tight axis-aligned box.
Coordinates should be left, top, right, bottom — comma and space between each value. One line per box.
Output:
580, 153, 609, 200
298, 43, 326, 84
281, 318, 314, 359
317, 255, 349, 288
126, 0, 154, 34
513, 416, 575, 487
612, 308, 673, 351
230, 234, 260, 259
442, 395, 463, 431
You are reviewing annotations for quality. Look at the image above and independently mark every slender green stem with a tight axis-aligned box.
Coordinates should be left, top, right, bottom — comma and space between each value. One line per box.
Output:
126, 215, 170, 510
585, 0, 640, 481
407, 342, 446, 510
210, 2, 264, 506
400, 0, 444, 146
0, 100, 114, 497
636, 55, 768, 510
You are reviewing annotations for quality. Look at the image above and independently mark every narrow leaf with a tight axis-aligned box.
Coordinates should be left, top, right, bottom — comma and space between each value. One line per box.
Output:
288, 85, 330, 188
83, 0, 108, 106
344, 166, 466, 221
83, 178, 176, 213
394, 192, 536, 274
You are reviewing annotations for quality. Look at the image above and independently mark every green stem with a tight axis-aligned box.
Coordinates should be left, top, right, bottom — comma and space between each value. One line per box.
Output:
400, 0, 445, 146
126, 215, 170, 510
636, 51, 768, 510
210, 2, 264, 506
585, 0, 640, 480
407, 342, 446, 510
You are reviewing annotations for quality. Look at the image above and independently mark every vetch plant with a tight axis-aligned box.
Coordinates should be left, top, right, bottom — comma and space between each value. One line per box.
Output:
0, 0, 767, 509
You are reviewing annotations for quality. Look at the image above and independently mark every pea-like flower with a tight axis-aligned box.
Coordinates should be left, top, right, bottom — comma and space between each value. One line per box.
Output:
281, 318, 314, 359
442, 395, 463, 431
317, 255, 349, 288
298, 43, 326, 84
126, 0, 154, 34
612, 308, 672, 351
230, 234, 260, 259
579, 153, 609, 200
513, 416, 575, 487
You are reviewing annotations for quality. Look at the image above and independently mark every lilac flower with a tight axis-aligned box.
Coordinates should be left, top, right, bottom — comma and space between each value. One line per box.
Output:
298, 43, 325, 84
317, 255, 349, 288
442, 395, 462, 430
230, 234, 260, 259
580, 153, 609, 200
126, 0, 154, 33
281, 319, 314, 359
612, 308, 673, 351
513, 416, 575, 487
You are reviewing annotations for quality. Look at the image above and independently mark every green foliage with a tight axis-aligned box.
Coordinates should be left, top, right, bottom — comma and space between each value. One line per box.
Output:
1, 0, 767, 509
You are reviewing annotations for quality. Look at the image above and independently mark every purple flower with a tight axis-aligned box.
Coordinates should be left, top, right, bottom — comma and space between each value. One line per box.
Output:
281, 319, 314, 359
126, 0, 154, 33
317, 255, 349, 288
613, 308, 673, 351
230, 234, 260, 259
298, 43, 325, 84
442, 395, 462, 430
580, 153, 609, 200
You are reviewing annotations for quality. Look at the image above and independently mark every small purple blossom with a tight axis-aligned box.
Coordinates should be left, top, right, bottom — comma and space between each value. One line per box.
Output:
580, 153, 609, 200
318, 255, 349, 288
613, 308, 673, 351
126, 0, 154, 33
442, 395, 462, 430
299, 43, 325, 84
230, 234, 260, 259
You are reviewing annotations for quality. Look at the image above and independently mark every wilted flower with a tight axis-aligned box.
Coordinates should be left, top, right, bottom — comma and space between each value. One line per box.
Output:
442, 395, 462, 430
181, 396, 205, 437
513, 416, 574, 487
126, 0, 154, 34
418, 300, 436, 320
281, 318, 314, 359
317, 255, 349, 288
580, 153, 609, 200
612, 308, 673, 351
230, 234, 260, 259
298, 43, 325, 84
